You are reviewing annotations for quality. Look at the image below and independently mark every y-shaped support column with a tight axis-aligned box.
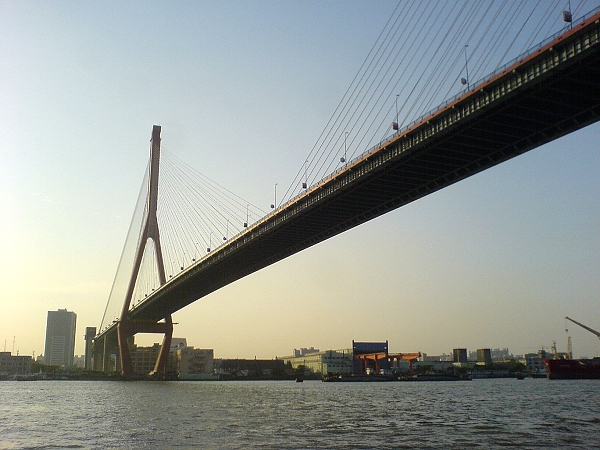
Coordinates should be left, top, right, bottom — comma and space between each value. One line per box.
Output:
117, 125, 173, 378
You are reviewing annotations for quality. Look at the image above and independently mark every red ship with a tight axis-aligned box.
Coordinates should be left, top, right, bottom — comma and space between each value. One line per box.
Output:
543, 358, 600, 379
544, 317, 600, 379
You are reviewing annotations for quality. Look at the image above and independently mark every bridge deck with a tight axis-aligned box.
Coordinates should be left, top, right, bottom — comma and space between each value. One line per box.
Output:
96, 11, 600, 340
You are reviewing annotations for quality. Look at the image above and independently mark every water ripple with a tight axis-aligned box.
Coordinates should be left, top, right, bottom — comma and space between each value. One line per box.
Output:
2, 379, 600, 449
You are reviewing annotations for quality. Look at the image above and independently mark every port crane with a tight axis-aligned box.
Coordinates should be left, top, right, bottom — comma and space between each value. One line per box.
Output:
565, 317, 600, 341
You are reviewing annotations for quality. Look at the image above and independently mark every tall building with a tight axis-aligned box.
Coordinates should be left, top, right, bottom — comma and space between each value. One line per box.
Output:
476, 348, 492, 365
84, 327, 96, 370
44, 309, 77, 367
453, 348, 468, 363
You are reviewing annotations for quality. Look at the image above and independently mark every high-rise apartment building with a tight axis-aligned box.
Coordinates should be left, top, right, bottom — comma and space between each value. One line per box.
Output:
44, 309, 77, 367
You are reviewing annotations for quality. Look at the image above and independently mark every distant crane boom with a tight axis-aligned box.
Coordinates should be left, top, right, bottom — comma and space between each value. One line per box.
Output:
565, 316, 600, 340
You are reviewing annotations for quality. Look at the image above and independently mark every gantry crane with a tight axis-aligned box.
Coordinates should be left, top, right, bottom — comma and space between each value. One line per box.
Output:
565, 317, 600, 341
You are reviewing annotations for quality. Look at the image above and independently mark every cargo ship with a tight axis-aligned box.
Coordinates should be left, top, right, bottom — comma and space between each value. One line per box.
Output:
543, 358, 600, 379
543, 317, 600, 379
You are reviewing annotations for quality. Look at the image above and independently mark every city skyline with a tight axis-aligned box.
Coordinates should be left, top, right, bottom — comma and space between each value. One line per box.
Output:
1, 2, 599, 360
0, 329, 593, 364
0, 332, 572, 363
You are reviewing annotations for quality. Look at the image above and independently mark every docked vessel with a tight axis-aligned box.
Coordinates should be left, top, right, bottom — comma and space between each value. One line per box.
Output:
544, 317, 600, 379
543, 358, 600, 379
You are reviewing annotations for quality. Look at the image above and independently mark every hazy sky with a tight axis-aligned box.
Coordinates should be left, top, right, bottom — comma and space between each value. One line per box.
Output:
1, 1, 599, 361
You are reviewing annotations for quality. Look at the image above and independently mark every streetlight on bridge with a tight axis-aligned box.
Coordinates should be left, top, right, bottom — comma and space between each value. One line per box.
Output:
271, 183, 278, 209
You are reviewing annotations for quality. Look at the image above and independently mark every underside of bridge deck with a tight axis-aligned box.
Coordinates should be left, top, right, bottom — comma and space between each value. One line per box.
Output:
121, 14, 600, 325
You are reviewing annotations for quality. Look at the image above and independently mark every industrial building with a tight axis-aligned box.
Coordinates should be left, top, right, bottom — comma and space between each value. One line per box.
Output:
131, 343, 163, 375
44, 309, 77, 367
214, 358, 287, 378
282, 340, 421, 376
352, 340, 389, 374
126, 338, 215, 378
0, 352, 32, 375
283, 349, 354, 375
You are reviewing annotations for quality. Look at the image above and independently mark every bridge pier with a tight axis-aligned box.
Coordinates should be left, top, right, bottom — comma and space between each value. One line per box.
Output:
91, 331, 119, 373
117, 315, 174, 377
116, 322, 133, 377
151, 316, 173, 376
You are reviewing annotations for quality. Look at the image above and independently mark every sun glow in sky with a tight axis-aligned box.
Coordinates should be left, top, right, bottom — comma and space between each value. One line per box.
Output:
1, 1, 599, 360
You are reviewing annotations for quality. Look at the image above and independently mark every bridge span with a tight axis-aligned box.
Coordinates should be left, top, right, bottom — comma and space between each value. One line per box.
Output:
94, 10, 600, 374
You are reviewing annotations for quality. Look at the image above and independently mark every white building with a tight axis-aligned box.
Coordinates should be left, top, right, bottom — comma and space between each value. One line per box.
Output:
176, 347, 214, 378
293, 347, 320, 357
283, 349, 353, 375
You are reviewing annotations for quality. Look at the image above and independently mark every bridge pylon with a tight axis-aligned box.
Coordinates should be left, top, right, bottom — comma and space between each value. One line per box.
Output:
117, 125, 173, 378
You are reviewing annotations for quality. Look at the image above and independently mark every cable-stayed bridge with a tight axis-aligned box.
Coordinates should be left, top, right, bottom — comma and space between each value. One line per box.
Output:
93, 6, 600, 376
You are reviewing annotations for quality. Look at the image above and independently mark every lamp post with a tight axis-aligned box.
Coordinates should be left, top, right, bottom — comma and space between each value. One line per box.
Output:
303, 160, 308, 189
393, 94, 399, 130
461, 44, 470, 90
271, 183, 278, 209
340, 132, 348, 163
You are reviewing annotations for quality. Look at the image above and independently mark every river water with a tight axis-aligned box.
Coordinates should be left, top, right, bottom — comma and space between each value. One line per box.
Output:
1, 378, 599, 449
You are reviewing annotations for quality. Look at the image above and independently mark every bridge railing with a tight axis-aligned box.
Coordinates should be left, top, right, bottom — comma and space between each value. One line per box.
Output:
363, 6, 600, 165
269, 6, 600, 223
350, 6, 600, 189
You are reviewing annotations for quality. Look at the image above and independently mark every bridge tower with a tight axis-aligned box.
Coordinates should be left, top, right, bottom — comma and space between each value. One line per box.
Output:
117, 125, 173, 378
